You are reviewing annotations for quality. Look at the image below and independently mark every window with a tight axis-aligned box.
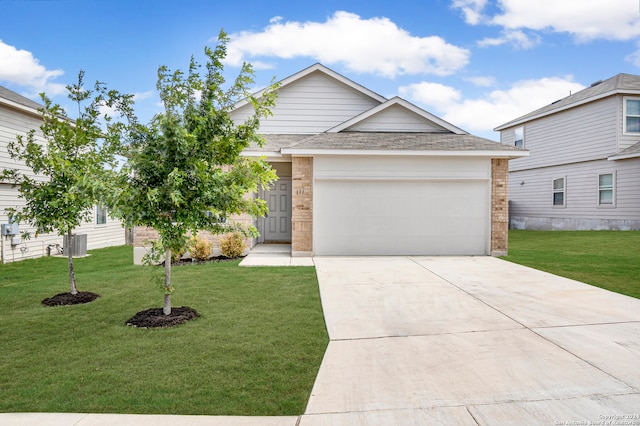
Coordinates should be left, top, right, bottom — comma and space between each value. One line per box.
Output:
96, 205, 107, 225
598, 173, 615, 206
514, 127, 524, 148
625, 98, 640, 133
552, 177, 565, 207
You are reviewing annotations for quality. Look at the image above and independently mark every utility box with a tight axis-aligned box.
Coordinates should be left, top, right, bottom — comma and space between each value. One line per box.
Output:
63, 234, 87, 257
1, 223, 19, 236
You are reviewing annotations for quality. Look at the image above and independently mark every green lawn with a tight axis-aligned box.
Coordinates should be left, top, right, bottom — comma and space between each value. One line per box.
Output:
503, 230, 640, 299
0, 245, 328, 415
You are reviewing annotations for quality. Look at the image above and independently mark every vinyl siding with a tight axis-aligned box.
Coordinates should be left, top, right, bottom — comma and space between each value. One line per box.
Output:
345, 104, 448, 132
508, 96, 619, 172
230, 71, 381, 133
1, 101, 126, 263
509, 158, 640, 227
0, 104, 45, 179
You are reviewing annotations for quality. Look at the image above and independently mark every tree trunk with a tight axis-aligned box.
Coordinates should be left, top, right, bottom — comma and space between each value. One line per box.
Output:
163, 248, 171, 315
67, 228, 78, 295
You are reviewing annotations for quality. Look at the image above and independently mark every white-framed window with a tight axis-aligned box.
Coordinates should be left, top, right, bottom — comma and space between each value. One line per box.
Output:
624, 98, 640, 133
96, 205, 107, 225
552, 177, 566, 207
514, 126, 524, 148
598, 172, 615, 207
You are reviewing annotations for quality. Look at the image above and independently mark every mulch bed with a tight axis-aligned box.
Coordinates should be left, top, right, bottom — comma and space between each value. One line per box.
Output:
42, 291, 100, 307
125, 306, 200, 328
167, 255, 244, 267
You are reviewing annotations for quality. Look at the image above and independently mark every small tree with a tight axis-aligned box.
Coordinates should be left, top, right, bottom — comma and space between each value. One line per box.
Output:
1, 73, 131, 296
110, 31, 278, 315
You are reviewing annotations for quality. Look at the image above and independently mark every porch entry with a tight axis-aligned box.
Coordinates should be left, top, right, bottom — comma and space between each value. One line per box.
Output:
258, 178, 292, 243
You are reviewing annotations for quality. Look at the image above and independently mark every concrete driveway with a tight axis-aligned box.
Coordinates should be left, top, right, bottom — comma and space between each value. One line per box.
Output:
301, 256, 640, 425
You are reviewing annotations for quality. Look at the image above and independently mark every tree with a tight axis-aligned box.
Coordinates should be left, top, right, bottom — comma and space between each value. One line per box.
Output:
1, 72, 132, 296
110, 31, 278, 315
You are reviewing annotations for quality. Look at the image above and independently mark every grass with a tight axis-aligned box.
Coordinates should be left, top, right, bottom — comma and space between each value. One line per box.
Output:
502, 230, 640, 299
0, 245, 329, 415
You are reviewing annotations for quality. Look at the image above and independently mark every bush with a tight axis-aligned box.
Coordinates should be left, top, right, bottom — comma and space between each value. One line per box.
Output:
190, 236, 213, 261
219, 232, 245, 258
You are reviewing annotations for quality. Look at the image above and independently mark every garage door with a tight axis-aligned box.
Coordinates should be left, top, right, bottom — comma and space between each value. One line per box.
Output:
314, 179, 490, 255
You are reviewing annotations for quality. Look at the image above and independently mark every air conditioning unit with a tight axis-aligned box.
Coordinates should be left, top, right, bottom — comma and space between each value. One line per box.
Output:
63, 234, 87, 257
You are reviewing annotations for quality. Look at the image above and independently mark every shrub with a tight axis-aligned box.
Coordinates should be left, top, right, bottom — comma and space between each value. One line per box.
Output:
219, 232, 245, 258
189, 236, 213, 261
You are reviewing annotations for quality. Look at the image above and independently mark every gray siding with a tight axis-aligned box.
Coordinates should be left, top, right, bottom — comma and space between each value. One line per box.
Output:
231, 71, 381, 133
508, 96, 619, 172
1, 100, 126, 263
345, 104, 448, 132
509, 158, 640, 230
0, 104, 44, 179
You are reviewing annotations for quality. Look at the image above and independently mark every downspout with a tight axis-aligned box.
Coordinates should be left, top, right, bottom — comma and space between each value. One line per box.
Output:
1, 235, 5, 264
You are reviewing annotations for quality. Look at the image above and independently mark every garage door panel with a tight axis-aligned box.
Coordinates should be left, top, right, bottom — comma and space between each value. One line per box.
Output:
314, 180, 489, 255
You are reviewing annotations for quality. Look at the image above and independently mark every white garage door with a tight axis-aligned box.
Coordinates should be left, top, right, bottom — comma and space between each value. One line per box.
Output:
314, 179, 490, 255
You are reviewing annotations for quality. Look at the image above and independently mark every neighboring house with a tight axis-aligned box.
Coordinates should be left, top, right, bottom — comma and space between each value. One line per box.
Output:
495, 73, 640, 231
0, 86, 126, 263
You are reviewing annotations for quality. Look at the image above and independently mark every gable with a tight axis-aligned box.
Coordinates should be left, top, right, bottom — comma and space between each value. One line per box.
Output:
231, 69, 383, 134
341, 103, 450, 132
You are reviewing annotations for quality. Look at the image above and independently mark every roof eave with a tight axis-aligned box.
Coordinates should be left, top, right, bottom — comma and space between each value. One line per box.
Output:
280, 148, 529, 158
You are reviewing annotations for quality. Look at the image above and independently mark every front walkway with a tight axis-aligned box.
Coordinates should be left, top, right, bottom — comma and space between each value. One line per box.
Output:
239, 244, 314, 266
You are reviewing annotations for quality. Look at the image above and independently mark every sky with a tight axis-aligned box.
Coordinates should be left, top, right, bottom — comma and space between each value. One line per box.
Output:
2, 0, 640, 141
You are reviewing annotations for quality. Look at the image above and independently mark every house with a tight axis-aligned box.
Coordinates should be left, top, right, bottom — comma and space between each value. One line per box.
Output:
495, 73, 640, 231
0, 86, 126, 263
132, 64, 526, 260
233, 64, 527, 256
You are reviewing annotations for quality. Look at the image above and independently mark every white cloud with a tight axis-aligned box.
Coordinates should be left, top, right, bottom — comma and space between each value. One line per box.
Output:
477, 29, 540, 49
454, 0, 640, 42
451, 0, 488, 25
225, 11, 470, 77
626, 42, 640, 67
464, 75, 495, 87
401, 76, 585, 136
0, 40, 66, 95
399, 82, 462, 111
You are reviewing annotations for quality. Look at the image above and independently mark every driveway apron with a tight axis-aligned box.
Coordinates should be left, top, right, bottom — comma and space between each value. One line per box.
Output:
301, 256, 640, 426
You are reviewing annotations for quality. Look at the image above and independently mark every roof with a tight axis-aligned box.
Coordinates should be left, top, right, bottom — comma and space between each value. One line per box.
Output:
609, 141, 640, 160
0, 86, 43, 112
495, 73, 640, 130
243, 132, 527, 159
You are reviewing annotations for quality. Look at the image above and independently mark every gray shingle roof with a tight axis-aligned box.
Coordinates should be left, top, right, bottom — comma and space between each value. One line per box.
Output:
0, 86, 42, 111
495, 73, 640, 130
283, 132, 524, 152
610, 141, 640, 159
247, 134, 315, 152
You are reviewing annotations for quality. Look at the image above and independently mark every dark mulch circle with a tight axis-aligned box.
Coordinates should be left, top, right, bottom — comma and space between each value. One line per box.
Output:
42, 291, 100, 307
126, 306, 200, 328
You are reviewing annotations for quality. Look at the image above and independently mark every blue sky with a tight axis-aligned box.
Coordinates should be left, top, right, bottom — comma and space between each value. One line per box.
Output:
2, 0, 640, 140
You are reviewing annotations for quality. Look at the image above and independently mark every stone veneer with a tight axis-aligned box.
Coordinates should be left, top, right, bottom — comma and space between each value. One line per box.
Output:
491, 158, 509, 256
291, 156, 313, 256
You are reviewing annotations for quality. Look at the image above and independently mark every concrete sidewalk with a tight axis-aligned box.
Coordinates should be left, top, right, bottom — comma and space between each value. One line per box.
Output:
3, 255, 640, 425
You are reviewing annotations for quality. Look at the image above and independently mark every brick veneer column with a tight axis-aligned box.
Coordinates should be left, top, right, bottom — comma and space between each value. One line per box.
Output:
491, 158, 509, 256
291, 156, 313, 256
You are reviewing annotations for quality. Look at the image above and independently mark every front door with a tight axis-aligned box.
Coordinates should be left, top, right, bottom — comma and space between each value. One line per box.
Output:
261, 178, 292, 242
